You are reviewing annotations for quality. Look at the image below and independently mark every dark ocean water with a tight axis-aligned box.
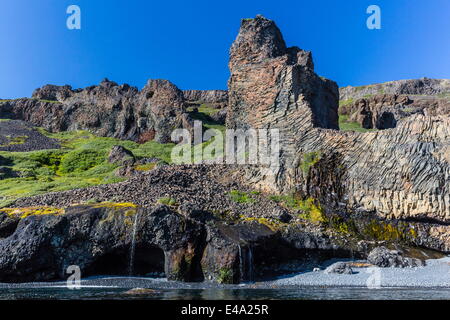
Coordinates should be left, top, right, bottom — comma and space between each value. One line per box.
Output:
0, 277, 449, 300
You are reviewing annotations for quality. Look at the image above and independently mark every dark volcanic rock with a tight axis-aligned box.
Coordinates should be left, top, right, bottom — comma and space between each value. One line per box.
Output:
340, 93, 450, 129
0, 120, 60, 152
108, 145, 135, 166
340, 78, 450, 101
183, 90, 228, 109
324, 262, 353, 274
367, 246, 425, 268
0, 79, 193, 143
32, 84, 75, 101
0, 202, 348, 284
210, 108, 227, 124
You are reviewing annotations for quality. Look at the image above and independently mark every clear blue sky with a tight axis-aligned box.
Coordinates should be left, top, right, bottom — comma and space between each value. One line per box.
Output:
1, 0, 449, 98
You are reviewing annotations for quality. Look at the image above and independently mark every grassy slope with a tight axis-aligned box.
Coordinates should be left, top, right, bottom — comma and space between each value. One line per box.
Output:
0, 129, 174, 207
0, 106, 226, 207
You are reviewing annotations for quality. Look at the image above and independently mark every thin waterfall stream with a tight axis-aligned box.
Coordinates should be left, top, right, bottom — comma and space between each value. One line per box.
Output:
128, 212, 140, 276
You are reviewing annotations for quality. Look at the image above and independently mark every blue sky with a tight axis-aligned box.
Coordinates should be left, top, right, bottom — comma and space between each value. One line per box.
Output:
0, 0, 449, 98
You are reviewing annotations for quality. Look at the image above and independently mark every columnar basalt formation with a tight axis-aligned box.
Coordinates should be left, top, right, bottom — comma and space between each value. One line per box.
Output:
227, 16, 450, 225
226, 15, 339, 193
0, 79, 193, 143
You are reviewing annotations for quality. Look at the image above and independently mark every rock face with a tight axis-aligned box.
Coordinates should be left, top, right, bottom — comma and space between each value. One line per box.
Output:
227, 15, 339, 195
340, 78, 450, 101
0, 79, 193, 143
367, 247, 425, 268
228, 16, 450, 228
183, 90, 228, 109
0, 202, 354, 283
340, 93, 450, 130
227, 15, 339, 132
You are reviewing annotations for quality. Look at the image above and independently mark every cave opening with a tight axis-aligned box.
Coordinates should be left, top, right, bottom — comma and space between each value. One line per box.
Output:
85, 245, 165, 277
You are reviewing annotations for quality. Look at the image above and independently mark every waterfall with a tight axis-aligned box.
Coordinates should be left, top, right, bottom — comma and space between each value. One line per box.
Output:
238, 244, 254, 282
247, 246, 253, 282
128, 212, 140, 276
238, 244, 244, 282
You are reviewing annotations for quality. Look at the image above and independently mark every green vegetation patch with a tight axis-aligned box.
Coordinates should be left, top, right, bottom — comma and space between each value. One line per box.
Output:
0, 135, 28, 147
269, 194, 326, 223
338, 99, 354, 107
0, 128, 176, 207
339, 115, 376, 132
217, 267, 234, 284
363, 220, 417, 242
157, 197, 178, 206
229, 190, 256, 204
299, 151, 321, 175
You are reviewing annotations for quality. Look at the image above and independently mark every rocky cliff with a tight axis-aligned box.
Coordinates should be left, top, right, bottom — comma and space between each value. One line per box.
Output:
340, 78, 450, 101
0, 79, 193, 143
227, 16, 449, 227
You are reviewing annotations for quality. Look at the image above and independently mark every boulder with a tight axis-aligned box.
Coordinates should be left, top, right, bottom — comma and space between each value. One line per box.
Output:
324, 262, 353, 274
210, 108, 227, 124
367, 247, 425, 268
108, 145, 135, 166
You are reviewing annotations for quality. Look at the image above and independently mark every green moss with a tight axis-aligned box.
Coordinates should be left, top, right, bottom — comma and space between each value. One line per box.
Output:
269, 194, 326, 223
134, 163, 156, 171
92, 202, 138, 209
217, 267, 234, 284
229, 190, 256, 204
240, 215, 286, 231
0, 135, 28, 147
326, 215, 359, 236
157, 197, 178, 206
59, 149, 105, 174
338, 99, 354, 107
300, 151, 321, 175
363, 220, 417, 242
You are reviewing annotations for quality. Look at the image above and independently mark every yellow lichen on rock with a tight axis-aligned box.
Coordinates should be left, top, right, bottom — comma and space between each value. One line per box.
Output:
91, 202, 138, 209
0, 207, 64, 219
